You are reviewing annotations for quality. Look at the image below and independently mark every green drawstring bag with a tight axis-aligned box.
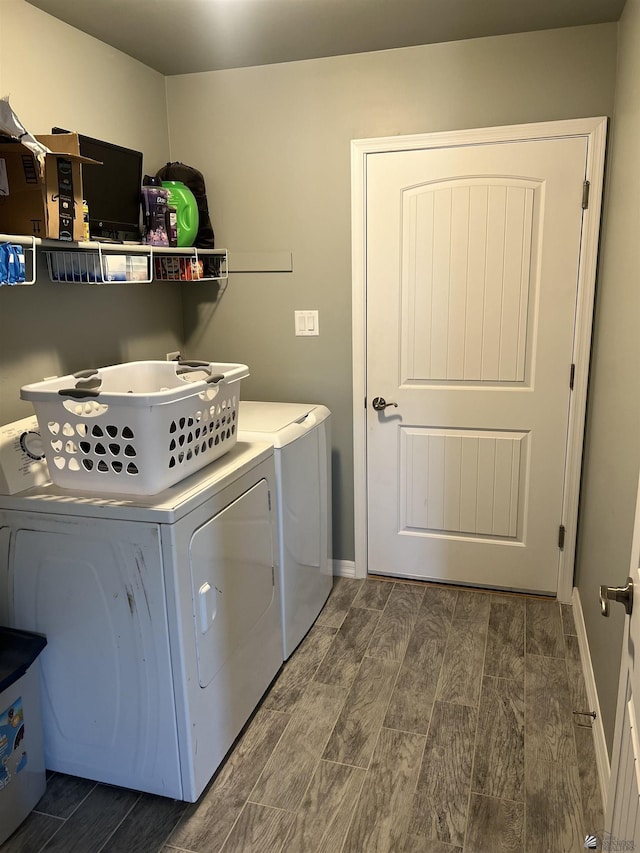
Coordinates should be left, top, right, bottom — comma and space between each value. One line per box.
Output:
155, 162, 215, 249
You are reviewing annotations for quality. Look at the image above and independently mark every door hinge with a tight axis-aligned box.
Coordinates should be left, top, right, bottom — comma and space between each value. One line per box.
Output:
272, 566, 275, 586
569, 363, 575, 390
582, 180, 590, 210
364, 396, 367, 410
558, 525, 566, 550
268, 490, 272, 511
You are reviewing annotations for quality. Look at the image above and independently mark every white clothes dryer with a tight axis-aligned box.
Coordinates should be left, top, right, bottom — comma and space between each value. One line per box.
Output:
238, 402, 332, 659
0, 438, 282, 802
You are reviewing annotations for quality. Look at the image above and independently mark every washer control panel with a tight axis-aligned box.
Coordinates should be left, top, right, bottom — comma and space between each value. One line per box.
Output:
0, 416, 50, 494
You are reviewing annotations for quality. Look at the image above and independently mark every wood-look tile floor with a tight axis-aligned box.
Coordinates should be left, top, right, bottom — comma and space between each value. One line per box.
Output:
1, 578, 605, 853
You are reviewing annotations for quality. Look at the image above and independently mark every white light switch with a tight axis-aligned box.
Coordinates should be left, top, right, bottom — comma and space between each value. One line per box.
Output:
294, 310, 319, 336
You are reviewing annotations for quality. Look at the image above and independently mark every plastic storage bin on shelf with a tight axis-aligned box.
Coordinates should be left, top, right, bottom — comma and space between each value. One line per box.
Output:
20, 360, 249, 496
0, 627, 47, 846
46, 250, 150, 283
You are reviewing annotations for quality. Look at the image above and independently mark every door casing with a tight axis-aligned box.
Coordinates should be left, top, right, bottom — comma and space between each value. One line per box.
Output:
351, 117, 608, 602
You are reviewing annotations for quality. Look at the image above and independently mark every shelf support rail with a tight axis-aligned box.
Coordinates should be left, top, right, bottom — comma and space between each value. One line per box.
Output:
24, 237, 37, 285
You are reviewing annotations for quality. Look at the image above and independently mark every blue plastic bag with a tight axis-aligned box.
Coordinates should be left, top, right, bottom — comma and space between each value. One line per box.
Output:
7, 244, 25, 284
0, 244, 9, 285
0, 243, 26, 284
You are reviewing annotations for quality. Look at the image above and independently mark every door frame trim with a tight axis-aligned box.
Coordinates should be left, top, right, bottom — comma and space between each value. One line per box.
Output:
351, 117, 608, 600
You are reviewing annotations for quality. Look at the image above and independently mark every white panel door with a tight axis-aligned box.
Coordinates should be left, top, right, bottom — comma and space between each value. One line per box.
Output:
367, 137, 589, 592
606, 473, 640, 849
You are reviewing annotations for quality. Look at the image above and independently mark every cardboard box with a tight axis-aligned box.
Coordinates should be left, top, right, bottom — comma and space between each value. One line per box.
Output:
0, 133, 99, 241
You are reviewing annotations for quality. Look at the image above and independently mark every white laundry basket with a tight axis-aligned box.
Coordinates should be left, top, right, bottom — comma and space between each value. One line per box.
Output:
21, 360, 249, 495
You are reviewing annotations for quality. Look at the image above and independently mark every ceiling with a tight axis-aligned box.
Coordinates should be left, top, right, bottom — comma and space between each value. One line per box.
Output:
26, 0, 626, 76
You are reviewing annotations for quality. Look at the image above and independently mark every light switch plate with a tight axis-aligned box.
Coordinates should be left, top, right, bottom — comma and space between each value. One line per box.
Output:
294, 310, 319, 336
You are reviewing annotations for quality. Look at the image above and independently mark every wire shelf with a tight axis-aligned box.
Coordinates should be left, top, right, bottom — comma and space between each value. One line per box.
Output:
45, 247, 152, 283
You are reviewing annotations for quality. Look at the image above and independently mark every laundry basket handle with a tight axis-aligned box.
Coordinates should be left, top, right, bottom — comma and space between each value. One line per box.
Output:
57, 368, 102, 399
177, 360, 209, 369
176, 360, 225, 385
57, 387, 101, 399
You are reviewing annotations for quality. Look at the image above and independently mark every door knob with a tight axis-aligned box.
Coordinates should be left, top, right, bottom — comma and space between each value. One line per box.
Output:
600, 577, 633, 617
372, 397, 398, 411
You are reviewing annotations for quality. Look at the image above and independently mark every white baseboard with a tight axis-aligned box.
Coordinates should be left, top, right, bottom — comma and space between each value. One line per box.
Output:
332, 559, 356, 578
572, 586, 610, 811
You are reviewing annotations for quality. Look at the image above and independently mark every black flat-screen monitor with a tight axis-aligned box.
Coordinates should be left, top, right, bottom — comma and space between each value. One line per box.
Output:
52, 128, 143, 241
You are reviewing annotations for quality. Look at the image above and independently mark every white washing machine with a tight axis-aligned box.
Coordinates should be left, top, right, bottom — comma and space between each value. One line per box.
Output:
0, 427, 283, 802
238, 402, 332, 659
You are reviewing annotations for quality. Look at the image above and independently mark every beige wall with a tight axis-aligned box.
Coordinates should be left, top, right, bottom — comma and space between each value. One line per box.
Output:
0, 1, 178, 424
575, 0, 640, 754
166, 24, 617, 562
0, 1, 168, 161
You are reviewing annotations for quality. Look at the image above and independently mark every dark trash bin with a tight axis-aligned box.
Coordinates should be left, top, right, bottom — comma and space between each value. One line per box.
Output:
0, 627, 47, 845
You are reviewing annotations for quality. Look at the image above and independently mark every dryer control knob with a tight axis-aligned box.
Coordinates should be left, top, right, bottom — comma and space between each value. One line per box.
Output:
20, 430, 45, 461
